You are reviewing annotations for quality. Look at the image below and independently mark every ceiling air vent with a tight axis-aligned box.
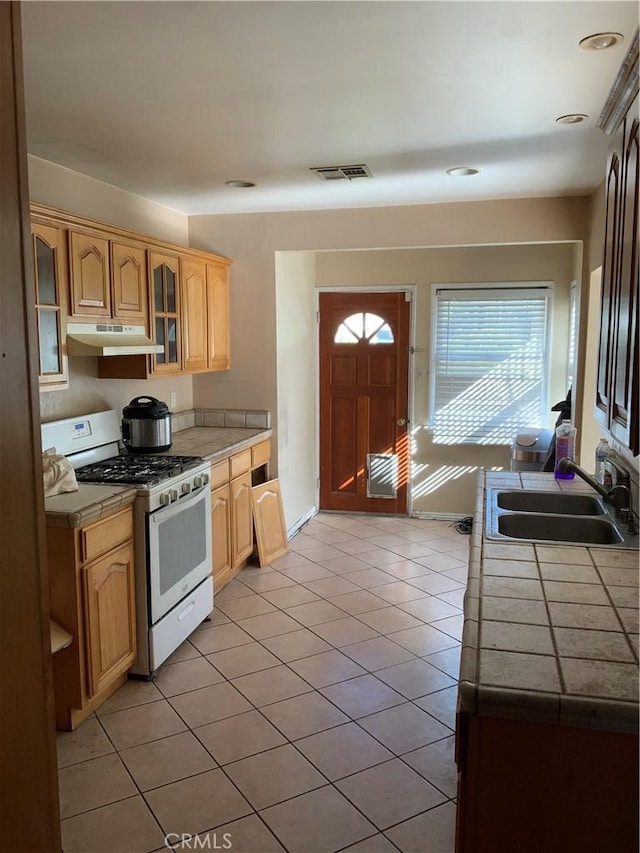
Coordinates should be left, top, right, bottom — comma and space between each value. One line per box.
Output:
310, 164, 373, 181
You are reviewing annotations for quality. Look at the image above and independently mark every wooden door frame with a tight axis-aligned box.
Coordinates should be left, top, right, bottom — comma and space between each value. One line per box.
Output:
314, 285, 416, 516
1, 3, 62, 849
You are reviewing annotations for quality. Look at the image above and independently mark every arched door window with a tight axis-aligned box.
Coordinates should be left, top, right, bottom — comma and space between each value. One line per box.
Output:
334, 312, 394, 344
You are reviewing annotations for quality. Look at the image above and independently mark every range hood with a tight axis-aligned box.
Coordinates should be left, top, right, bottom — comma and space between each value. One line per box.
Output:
66, 323, 164, 356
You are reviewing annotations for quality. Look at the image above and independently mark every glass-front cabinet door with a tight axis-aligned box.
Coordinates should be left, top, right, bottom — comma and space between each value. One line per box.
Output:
149, 251, 181, 374
32, 222, 68, 389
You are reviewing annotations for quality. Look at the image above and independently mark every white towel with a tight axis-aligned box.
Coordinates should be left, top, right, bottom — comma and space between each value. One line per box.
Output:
42, 447, 79, 497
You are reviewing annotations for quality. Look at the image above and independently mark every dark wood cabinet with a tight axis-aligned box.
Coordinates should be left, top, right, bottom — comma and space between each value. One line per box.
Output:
455, 713, 638, 853
596, 38, 639, 457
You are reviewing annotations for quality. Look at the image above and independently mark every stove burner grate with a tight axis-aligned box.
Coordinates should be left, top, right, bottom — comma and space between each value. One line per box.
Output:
75, 454, 203, 486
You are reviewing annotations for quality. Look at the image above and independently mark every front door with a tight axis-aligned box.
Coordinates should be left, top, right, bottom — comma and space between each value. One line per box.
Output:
319, 291, 410, 514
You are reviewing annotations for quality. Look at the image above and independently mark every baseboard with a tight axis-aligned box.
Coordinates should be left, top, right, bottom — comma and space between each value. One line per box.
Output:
287, 506, 317, 539
411, 511, 468, 521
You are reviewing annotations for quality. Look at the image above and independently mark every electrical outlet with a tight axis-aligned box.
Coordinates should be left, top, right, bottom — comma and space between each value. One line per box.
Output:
170, 392, 177, 410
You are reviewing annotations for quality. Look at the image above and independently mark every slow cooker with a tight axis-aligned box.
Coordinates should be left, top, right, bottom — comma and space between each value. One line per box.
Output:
122, 396, 172, 453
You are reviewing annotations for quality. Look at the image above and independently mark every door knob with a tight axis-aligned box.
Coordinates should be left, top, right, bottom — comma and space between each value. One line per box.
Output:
396, 418, 406, 426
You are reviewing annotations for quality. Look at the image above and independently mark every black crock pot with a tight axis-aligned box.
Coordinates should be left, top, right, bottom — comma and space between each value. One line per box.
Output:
122, 396, 172, 453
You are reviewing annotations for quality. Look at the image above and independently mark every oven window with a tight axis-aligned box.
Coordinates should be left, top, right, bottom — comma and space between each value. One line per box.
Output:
157, 498, 207, 595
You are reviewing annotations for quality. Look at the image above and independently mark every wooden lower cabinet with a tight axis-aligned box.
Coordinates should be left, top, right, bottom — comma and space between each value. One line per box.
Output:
210, 440, 272, 592
82, 541, 136, 697
47, 506, 136, 730
211, 484, 232, 590
230, 473, 254, 567
455, 713, 639, 853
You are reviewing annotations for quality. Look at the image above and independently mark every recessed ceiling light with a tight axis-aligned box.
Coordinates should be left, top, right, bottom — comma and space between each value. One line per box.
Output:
555, 114, 588, 125
579, 32, 624, 51
225, 180, 255, 188
446, 167, 480, 177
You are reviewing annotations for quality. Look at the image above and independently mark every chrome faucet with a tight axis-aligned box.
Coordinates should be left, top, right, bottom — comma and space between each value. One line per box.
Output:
556, 458, 633, 518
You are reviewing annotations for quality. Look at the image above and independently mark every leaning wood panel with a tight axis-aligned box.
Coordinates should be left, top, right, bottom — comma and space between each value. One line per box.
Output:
251, 479, 289, 567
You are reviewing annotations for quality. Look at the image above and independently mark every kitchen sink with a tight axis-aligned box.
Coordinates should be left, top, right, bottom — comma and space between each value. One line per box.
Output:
485, 487, 638, 548
495, 490, 605, 516
497, 512, 624, 545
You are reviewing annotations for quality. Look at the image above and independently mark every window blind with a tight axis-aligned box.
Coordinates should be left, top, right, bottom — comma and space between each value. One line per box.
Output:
431, 287, 550, 445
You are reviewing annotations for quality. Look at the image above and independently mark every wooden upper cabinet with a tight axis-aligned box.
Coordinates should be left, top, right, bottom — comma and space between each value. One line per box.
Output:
181, 257, 209, 372
207, 261, 230, 370
149, 251, 181, 374
610, 108, 638, 453
111, 241, 148, 326
31, 222, 68, 389
69, 230, 111, 317
31, 203, 233, 378
596, 90, 639, 456
596, 122, 624, 419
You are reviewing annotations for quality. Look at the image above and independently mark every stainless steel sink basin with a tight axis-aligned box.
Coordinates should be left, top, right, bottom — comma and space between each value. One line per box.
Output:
497, 512, 624, 545
495, 490, 605, 516
485, 487, 638, 548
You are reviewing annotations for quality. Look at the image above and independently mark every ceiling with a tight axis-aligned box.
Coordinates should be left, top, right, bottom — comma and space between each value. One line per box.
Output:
20, 1, 638, 216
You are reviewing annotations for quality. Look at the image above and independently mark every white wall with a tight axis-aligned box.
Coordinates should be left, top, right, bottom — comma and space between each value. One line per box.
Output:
29, 156, 188, 243
28, 157, 194, 423
275, 252, 317, 530
190, 196, 590, 526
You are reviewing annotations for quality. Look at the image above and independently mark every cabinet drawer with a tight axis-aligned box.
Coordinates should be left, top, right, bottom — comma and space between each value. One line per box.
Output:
230, 448, 252, 479
81, 508, 133, 564
210, 459, 230, 490
251, 439, 271, 469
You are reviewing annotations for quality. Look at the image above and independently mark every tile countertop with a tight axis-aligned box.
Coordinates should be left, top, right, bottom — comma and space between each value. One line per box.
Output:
459, 470, 639, 734
168, 426, 271, 463
43, 428, 270, 528
44, 484, 137, 529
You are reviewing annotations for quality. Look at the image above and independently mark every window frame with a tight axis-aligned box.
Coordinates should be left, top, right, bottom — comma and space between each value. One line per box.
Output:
566, 282, 578, 392
428, 281, 554, 446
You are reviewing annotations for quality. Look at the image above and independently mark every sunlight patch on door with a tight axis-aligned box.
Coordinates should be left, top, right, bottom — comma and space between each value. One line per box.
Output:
367, 453, 398, 498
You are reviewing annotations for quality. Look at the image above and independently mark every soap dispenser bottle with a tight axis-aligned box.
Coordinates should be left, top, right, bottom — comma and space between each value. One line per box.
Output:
554, 420, 576, 479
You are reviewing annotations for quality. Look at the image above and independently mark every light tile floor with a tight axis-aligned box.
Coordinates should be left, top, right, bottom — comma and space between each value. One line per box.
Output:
57, 512, 469, 853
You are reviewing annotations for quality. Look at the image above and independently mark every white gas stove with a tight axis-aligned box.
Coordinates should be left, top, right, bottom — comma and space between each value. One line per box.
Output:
42, 410, 213, 677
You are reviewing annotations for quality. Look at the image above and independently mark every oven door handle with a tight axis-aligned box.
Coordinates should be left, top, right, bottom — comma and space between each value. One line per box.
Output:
150, 483, 209, 524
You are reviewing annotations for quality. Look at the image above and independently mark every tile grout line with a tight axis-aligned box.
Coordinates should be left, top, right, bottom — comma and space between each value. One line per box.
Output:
57, 512, 464, 850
